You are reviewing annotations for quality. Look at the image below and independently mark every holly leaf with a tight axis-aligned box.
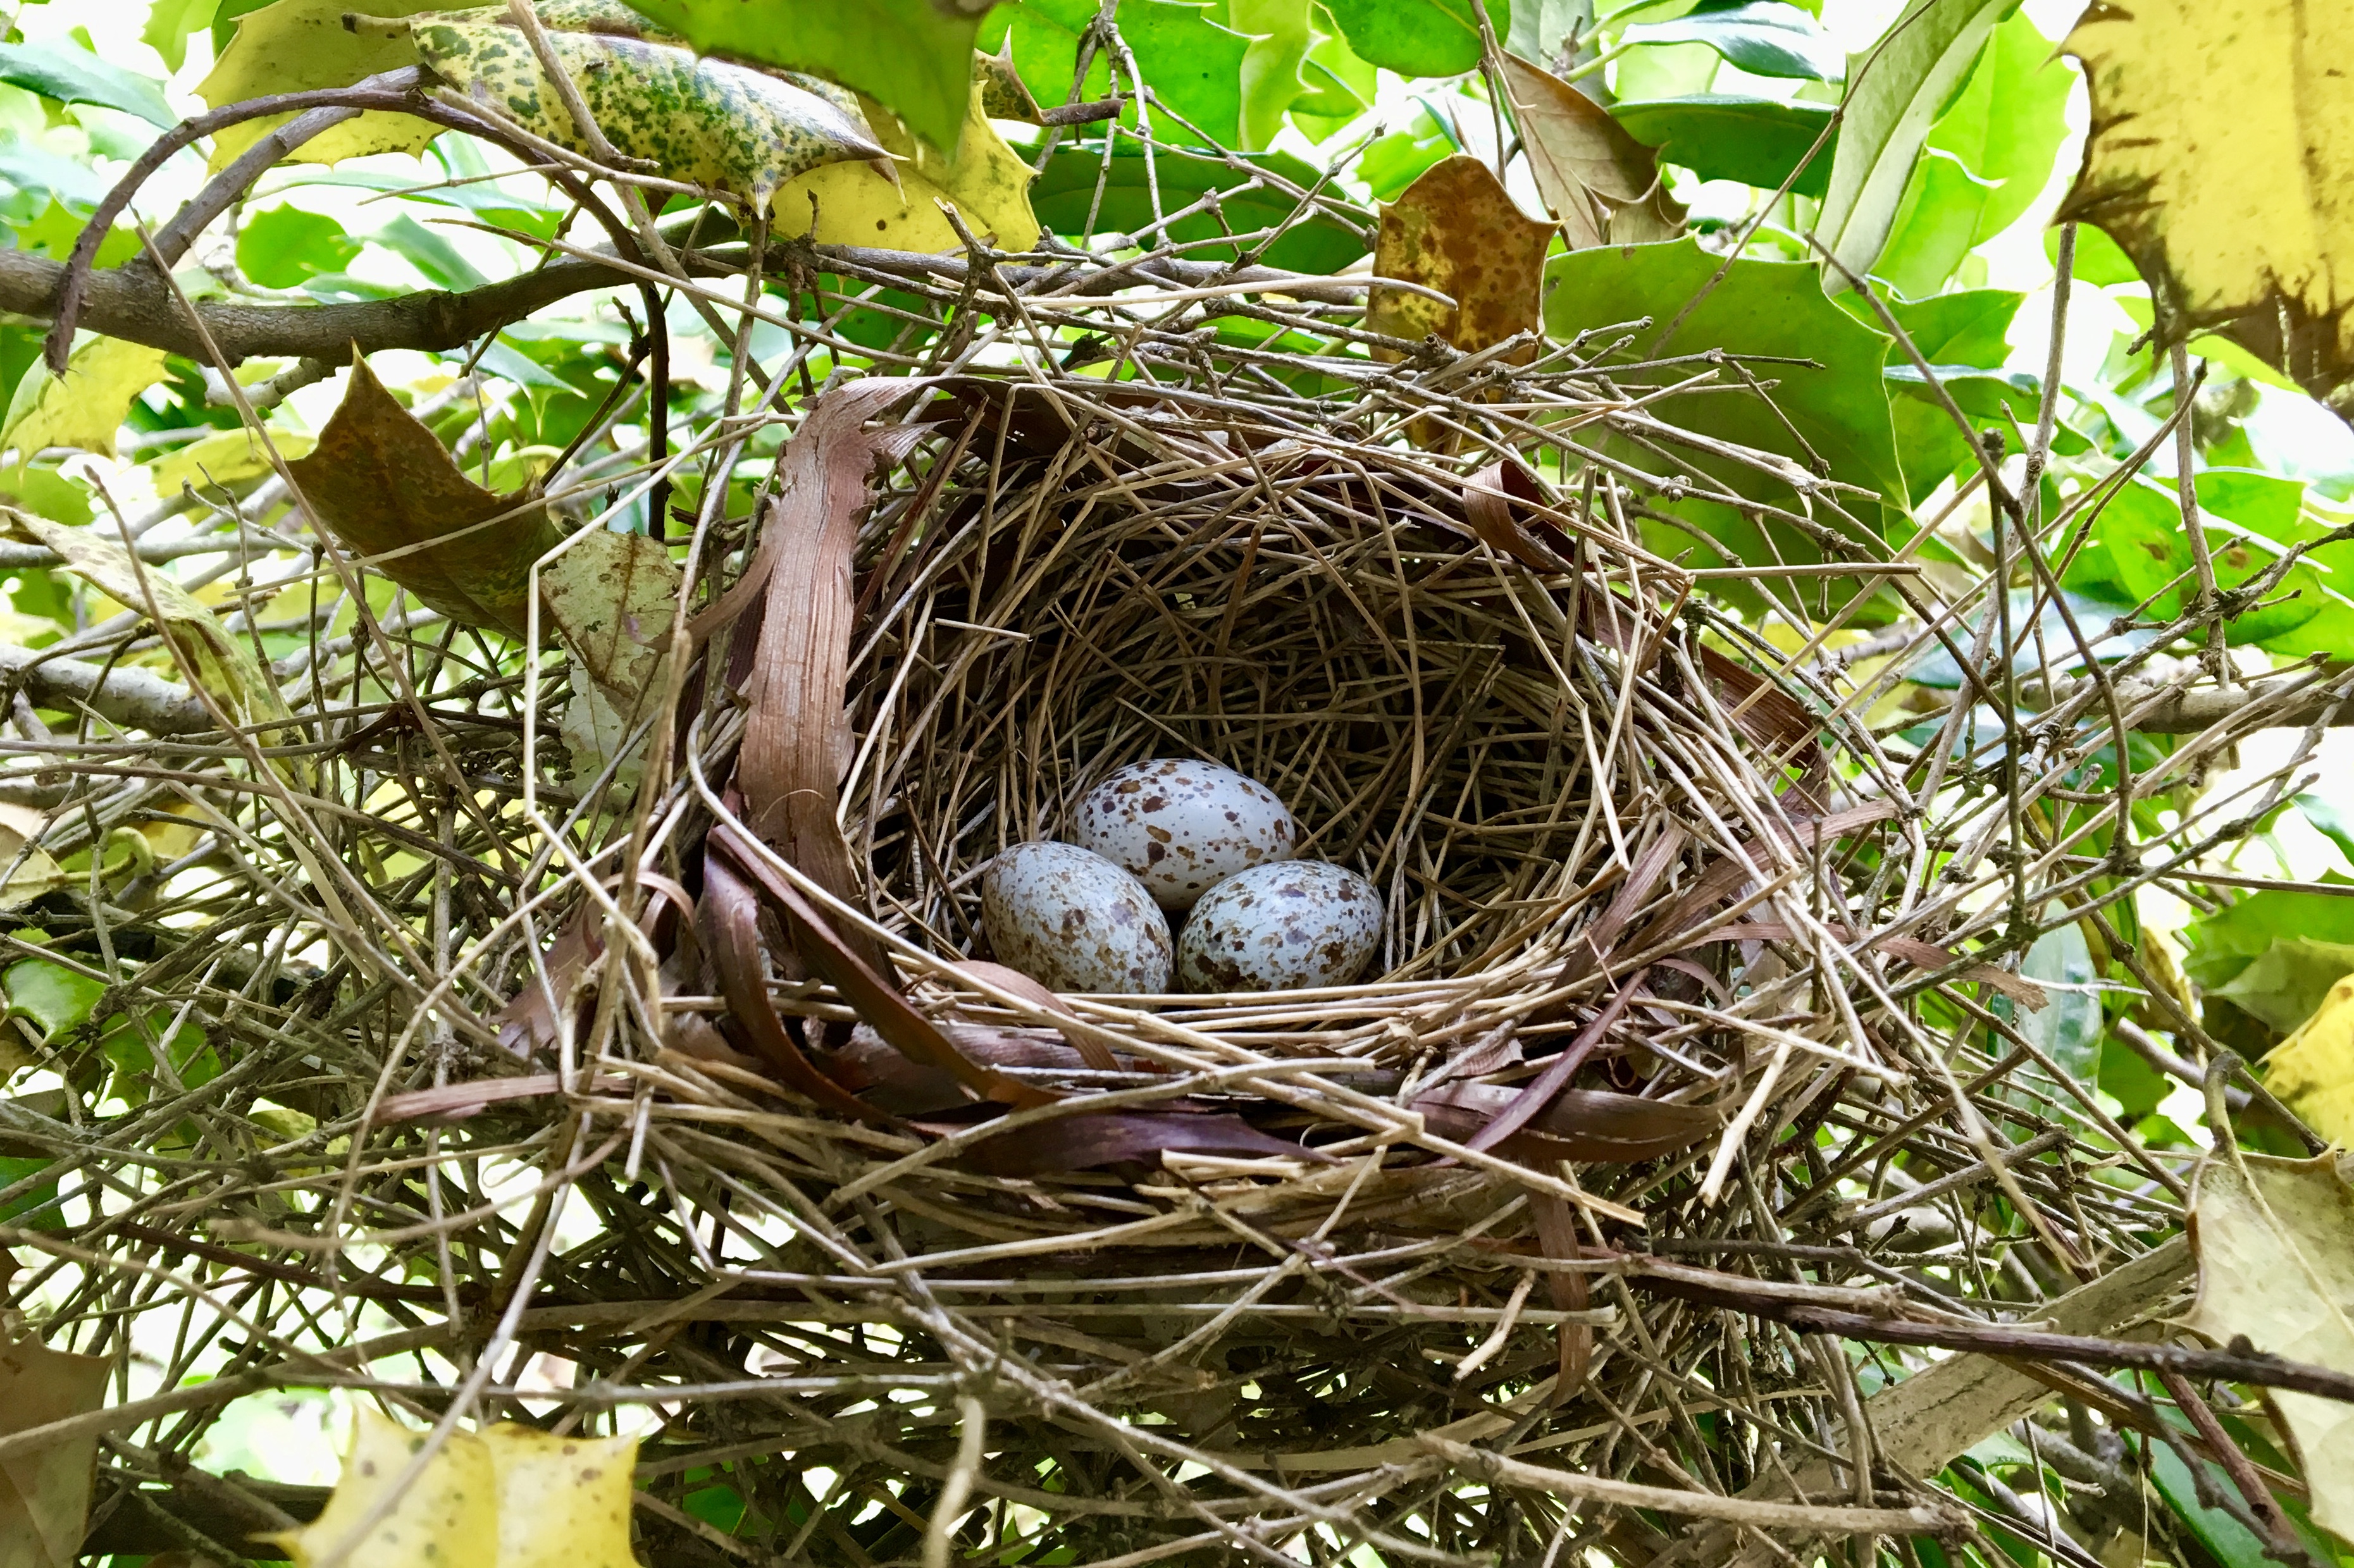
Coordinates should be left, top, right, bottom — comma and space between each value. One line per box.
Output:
2060, 0, 2354, 416
1545, 236, 1903, 612
773, 82, 1038, 252
275, 1410, 641, 1565
0, 1332, 110, 1568
144, 0, 224, 72
619, 0, 983, 154
1227, 0, 1311, 149
983, 0, 1251, 147
1031, 144, 1367, 273
4, 509, 298, 741
1609, 95, 1835, 198
0, 40, 175, 127
197, 0, 445, 170
1321, 0, 1505, 77
1875, 9, 2072, 297
542, 527, 679, 785
1367, 154, 1554, 354
237, 205, 361, 288
285, 356, 564, 638
151, 428, 320, 493
409, 13, 884, 214
1499, 51, 1669, 249
2, 337, 171, 461
2183, 1154, 2354, 1545
1817, 0, 2012, 290
1621, 1, 1843, 82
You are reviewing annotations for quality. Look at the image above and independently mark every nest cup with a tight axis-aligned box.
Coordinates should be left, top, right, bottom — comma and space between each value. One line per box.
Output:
786, 380, 1857, 1437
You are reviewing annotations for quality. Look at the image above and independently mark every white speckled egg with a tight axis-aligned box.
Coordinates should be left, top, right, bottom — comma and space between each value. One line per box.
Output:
1073, 758, 1296, 911
1177, 860, 1383, 993
982, 842, 1172, 994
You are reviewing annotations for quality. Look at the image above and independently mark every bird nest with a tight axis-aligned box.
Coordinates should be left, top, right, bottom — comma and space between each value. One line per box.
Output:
6, 249, 2205, 1568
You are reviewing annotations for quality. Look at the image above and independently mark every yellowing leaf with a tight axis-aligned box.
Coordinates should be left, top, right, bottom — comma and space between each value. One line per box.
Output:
481, 1423, 639, 1568
278, 1407, 497, 1567
413, 16, 886, 214
197, 0, 445, 170
0, 1331, 109, 1567
3, 510, 297, 743
2061, 0, 2354, 410
1366, 154, 1554, 355
541, 527, 680, 786
774, 81, 1040, 252
285, 355, 564, 638
150, 429, 319, 495
2263, 974, 2354, 1147
277, 1409, 638, 1568
1498, 51, 1668, 250
2186, 1153, 2354, 1543
2, 338, 170, 460
0, 804, 73, 913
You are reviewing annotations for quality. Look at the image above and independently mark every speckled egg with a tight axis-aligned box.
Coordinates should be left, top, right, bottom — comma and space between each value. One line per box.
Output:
981, 842, 1173, 994
1072, 758, 1296, 911
1177, 860, 1383, 993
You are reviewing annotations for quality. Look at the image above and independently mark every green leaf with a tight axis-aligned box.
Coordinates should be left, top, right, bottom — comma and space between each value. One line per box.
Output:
408, 15, 886, 216
2047, 220, 2138, 287
0, 1156, 62, 1230
984, 0, 1252, 147
1032, 145, 1369, 273
375, 212, 488, 290
9, 201, 139, 269
1506, 0, 1584, 64
1322, 0, 1505, 77
1609, 95, 1835, 197
1887, 287, 2021, 367
1544, 236, 1903, 612
2143, 1432, 2273, 1568
1817, 0, 2012, 290
1621, 1, 1843, 82
100, 1013, 216, 1101
1875, 10, 2071, 296
0, 466, 93, 527
2180, 875, 2354, 992
1226, 0, 1311, 149
4, 956, 103, 1039
2008, 921, 2100, 1080
1873, 149, 1997, 299
2215, 939, 2354, 1036
144, 0, 223, 73
237, 204, 361, 288
2300, 793, 2354, 867
1290, 21, 1378, 135
0, 145, 111, 209
1358, 102, 1459, 201
0, 41, 175, 127
621, 0, 979, 154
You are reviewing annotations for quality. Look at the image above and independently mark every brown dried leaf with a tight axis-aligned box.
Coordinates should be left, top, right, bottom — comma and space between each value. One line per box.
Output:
1418, 1080, 1721, 1164
955, 1111, 1309, 1179
0, 1331, 110, 1567
1497, 52, 1664, 249
1366, 154, 1556, 356
732, 380, 927, 975
285, 357, 564, 638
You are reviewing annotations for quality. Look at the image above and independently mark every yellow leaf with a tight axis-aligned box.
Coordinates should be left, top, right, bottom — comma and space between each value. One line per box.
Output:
481, 1424, 639, 1568
0, 1331, 110, 1566
2264, 975, 2354, 1148
774, 82, 1040, 253
2185, 1153, 2354, 1544
2, 339, 170, 461
277, 1410, 638, 1568
2060, 1, 2354, 409
1366, 154, 1554, 356
278, 1408, 498, 1567
149, 429, 318, 494
3, 510, 297, 745
542, 528, 679, 787
197, 0, 444, 169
